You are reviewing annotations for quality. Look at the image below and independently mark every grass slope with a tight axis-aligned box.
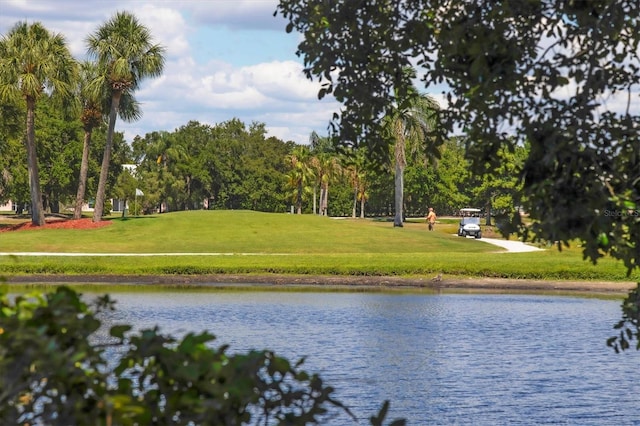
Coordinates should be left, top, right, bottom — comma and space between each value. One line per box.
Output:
0, 210, 636, 281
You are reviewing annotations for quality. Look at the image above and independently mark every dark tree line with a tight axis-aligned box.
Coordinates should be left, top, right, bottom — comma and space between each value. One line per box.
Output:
275, 0, 640, 352
0, 90, 524, 219
0, 13, 164, 225
0, 95, 130, 215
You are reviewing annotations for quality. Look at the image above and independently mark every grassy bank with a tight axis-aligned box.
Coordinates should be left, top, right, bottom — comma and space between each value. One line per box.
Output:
0, 210, 637, 282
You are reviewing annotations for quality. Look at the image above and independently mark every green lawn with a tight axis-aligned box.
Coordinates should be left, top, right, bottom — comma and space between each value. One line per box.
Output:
0, 210, 636, 281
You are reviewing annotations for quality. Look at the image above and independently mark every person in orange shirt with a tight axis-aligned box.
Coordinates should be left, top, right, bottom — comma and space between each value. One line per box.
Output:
426, 207, 436, 231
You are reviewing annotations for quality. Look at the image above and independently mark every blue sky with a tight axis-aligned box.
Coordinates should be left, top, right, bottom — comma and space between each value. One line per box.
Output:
0, 0, 340, 144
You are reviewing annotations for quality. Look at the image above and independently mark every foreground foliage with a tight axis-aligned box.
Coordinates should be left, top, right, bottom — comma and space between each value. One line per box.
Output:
276, 0, 640, 351
0, 286, 403, 425
608, 286, 640, 353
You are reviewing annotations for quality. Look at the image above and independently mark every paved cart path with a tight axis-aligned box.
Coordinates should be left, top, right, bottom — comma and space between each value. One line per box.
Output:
0, 238, 542, 257
0, 238, 542, 256
477, 237, 544, 253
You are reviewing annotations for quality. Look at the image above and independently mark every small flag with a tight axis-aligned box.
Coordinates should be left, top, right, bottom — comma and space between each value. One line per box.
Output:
135, 188, 144, 196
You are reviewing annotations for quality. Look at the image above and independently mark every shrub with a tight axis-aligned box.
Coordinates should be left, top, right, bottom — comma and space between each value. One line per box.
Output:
0, 286, 404, 425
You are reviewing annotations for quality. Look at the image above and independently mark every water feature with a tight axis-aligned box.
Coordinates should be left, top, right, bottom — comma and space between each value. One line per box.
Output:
98, 290, 639, 425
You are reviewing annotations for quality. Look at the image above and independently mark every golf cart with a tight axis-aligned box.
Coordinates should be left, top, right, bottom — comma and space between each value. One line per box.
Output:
457, 208, 482, 239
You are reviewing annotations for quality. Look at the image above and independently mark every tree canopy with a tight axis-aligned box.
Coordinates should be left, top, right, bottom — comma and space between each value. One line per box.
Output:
276, 0, 639, 256
0, 21, 77, 225
276, 0, 640, 349
86, 11, 166, 222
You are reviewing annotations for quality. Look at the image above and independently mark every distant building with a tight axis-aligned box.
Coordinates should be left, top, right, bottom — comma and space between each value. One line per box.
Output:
1, 164, 139, 214
0, 200, 19, 212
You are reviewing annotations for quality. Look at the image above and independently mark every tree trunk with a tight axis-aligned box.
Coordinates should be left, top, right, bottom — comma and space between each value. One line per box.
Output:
93, 91, 122, 222
313, 186, 317, 215
49, 195, 60, 214
485, 199, 493, 226
393, 125, 406, 227
74, 129, 92, 219
186, 175, 192, 209
393, 161, 404, 227
318, 185, 327, 216
25, 97, 45, 226
352, 183, 358, 218
321, 184, 329, 216
360, 196, 365, 219
296, 180, 302, 214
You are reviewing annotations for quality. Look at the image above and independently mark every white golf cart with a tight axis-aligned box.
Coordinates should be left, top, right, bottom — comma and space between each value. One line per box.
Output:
457, 208, 482, 239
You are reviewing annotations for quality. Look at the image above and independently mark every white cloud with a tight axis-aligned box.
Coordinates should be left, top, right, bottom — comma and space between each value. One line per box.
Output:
243, 61, 319, 100
120, 56, 339, 142
125, 4, 191, 60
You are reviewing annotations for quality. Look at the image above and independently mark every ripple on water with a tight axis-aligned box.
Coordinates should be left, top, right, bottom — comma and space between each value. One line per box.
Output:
99, 292, 640, 425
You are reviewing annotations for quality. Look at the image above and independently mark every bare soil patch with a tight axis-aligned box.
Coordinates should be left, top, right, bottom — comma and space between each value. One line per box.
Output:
5, 273, 636, 295
0, 216, 112, 232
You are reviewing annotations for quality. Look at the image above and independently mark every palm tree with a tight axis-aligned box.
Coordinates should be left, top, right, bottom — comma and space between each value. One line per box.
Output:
73, 61, 141, 219
317, 154, 341, 216
0, 22, 77, 226
154, 131, 190, 210
386, 93, 440, 227
86, 11, 165, 222
286, 145, 314, 214
308, 131, 332, 214
308, 131, 341, 216
343, 149, 368, 218
73, 61, 102, 220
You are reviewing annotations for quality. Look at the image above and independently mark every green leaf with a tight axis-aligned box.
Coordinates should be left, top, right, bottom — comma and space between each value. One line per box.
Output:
110, 324, 131, 338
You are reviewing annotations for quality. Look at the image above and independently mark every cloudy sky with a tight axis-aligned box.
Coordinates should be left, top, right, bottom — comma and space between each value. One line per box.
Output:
2, 1, 637, 146
0, 0, 340, 145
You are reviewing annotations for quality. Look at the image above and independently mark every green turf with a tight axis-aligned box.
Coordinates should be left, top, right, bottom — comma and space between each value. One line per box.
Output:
0, 210, 636, 281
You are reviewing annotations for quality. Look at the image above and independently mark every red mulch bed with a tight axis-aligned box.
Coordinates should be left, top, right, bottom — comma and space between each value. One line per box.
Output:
0, 217, 113, 232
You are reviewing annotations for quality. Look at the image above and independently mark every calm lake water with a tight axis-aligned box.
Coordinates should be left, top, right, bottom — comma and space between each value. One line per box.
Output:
97, 291, 640, 425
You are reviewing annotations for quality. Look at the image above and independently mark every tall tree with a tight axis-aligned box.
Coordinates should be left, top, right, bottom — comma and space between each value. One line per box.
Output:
73, 61, 141, 219
308, 131, 324, 214
316, 153, 341, 216
35, 96, 83, 214
0, 99, 23, 205
385, 92, 440, 227
276, 0, 639, 255
113, 168, 139, 217
73, 61, 103, 219
131, 131, 177, 213
87, 11, 165, 222
341, 148, 369, 218
277, 0, 640, 351
285, 145, 313, 214
432, 138, 471, 215
0, 22, 77, 225
309, 132, 340, 216
471, 143, 527, 226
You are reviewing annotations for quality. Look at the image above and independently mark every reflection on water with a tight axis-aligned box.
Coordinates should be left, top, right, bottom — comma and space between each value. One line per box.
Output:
97, 291, 639, 425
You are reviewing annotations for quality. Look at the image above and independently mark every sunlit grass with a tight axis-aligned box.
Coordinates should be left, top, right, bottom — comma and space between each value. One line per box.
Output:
0, 210, 636, 282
